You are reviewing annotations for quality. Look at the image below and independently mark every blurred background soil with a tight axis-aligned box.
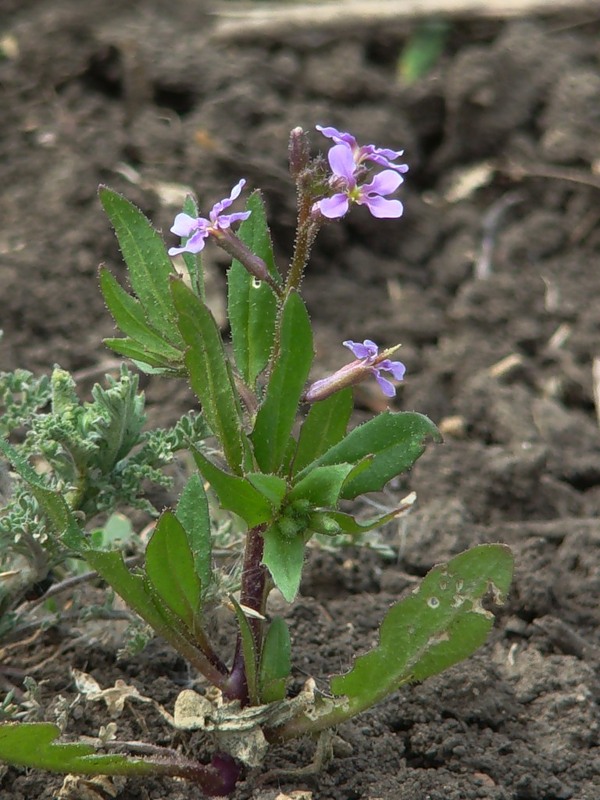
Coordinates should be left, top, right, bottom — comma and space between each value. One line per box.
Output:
1, 1, 600, 798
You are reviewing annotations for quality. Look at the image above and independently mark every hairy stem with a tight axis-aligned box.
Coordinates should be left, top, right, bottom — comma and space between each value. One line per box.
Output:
223, 524, 268, 703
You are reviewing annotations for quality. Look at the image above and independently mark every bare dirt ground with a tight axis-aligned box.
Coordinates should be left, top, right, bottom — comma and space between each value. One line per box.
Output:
1, 1, 600, 798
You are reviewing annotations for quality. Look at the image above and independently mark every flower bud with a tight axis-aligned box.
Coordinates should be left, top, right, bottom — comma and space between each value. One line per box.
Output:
288, 127, 310, 178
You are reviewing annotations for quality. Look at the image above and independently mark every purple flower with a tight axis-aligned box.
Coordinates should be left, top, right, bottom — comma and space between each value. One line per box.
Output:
316, 125, 409, 174
314, 144, 404, 220
168, 179, 251, 256
343, 339, 406, 397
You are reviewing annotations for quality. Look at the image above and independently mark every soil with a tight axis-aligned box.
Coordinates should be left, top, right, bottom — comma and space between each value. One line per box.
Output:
1, 1, 600, 798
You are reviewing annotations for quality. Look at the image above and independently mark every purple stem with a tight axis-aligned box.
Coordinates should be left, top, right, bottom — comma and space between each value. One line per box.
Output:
223, 524, 268, 703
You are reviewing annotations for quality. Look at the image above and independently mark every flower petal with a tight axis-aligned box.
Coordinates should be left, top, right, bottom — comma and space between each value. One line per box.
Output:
362, 169, 403, 196
316, 125, 355, 148
315, 193, 349, 219
327, 144, 357, 182
210, 179, 247, 220
380, 359, 406, 381
373, 370, 397, 397
217, 210, 252, 229
361, 196, 404, 219
343, 339, 378, 360
366, 151, 409, 173
170, 213, 200, 237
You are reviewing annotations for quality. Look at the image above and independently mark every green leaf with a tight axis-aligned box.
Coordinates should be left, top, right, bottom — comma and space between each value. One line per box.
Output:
180, 194, 205, 300
0, 437, 85, 551
292, 388, 353, 475
176, 474, 213, 594
246, 473, 288, 509
192, 447, 273, 527
85, 549, 224, 685
296, 411, 441, 499
289, 463, 354, 508
228, 192, 280, 387
259, 616, 291, 703
145, 511, 202, 629
252, 291, 313, 473
331, 545, 514, 712
229, 595, 259, 706
99, 267, 183, 365
103, 337, 180, 373
262, 524, 305, 603
99, 187, 182, 346
0, 723, 156, 777
172, 279, 249, 473
328, 503, 414, 535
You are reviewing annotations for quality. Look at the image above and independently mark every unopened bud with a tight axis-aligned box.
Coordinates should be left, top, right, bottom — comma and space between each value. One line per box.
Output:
288, 127, 310, 178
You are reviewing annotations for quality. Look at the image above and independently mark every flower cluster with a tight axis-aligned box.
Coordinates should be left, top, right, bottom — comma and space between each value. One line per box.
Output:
313, 125, 408, 220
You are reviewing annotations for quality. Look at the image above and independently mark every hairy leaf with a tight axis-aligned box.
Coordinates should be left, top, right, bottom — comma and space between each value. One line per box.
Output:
192, 447, 274, 527
99, 187, 182, 346
228, 192, 280, 387
289, 463, 354, 508
262, 524, 304, 603
145, 511, 202, 630
292, 388, 353, 475
252, 291, 313, 473
0, 723, 156, 776
176, 474, 212, 594
172, 279, 250, 474
296, 411, 441, 499
331, 545, 514, 712
259, 616, 291, 703
99, 267, 183, 367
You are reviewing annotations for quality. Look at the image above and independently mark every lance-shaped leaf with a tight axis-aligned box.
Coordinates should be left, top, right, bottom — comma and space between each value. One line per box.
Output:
296, 411, 441, 499
262, 524, 305, 603
246, 473, 288, 509
0, 723, 157, 777
269, 545, 513, 741
252, 291, 313, 473
259, 616, 291, 703
326, 494, 416, 535
172, 279, 250, 474
145, 511, 202, 630
0, 723, 239, 789
331, 545, 513, 713
100, 267, 183, 370
229, 595, 259, 706
0, 438, 85, 552
85, 549, 226, 688
228, 192, 280, 387
192, 447, 274, 527
288, 463, 355, 508
102, 337, 182, 374
99, 187, 182, 347
292, 388, 353, 475
176, 474, 212, 595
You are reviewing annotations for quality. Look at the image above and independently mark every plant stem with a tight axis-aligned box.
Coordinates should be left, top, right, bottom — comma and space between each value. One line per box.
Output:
223, 523, 267, 703
285, 182, 320, 294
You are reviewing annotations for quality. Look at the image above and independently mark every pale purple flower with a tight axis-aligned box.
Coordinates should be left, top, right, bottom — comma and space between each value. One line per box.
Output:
343, 339, 406, 397
314, 144, 404, 220
168, 179, 251, 256
316, 125, 409, 174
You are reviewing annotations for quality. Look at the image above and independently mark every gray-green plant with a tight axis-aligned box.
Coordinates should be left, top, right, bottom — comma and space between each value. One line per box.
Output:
0, 126, 513, 795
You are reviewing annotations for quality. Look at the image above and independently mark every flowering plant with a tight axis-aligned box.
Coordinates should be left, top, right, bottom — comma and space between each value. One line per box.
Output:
0, 126, 513, 794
